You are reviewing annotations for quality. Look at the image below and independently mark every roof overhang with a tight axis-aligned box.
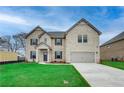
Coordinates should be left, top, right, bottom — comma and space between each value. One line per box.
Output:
25, 26, 47, 39
35, 42, 52, 50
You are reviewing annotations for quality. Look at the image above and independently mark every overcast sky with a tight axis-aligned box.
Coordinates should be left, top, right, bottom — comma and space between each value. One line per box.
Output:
0, 6, 124, 45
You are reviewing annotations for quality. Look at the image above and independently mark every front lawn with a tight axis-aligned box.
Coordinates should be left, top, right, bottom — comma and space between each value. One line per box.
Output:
0, 63, 90, 87
101, 60, 124, 70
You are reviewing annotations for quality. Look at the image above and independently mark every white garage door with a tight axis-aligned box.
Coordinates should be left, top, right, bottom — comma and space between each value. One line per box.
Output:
70, 52, 95, 63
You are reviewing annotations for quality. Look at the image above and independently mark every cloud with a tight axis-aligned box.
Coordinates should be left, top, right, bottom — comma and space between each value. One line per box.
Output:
0, 6, 124, 45
26, 7, 77, 31
100, 32, 119, 45
0, 13, 30, 25
100, 16, 124, 45
0, 7, 75, 34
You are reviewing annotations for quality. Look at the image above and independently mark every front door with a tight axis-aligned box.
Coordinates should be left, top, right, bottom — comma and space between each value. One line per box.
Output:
43, 52, 48, 61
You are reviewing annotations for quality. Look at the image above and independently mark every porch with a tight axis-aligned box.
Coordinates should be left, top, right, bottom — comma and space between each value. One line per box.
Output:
35, 42, 52, 63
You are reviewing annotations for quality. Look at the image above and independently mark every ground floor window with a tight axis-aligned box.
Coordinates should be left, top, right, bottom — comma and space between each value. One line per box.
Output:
30, 51, 36, 59
55, 51, 62, 59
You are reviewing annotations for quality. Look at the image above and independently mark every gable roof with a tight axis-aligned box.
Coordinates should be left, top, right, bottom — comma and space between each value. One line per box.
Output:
66, 18, 102, 35
38, 32, 46, 38
25, 26, 46, 39
26, 18, 101, 39
35, 42, 52, 50
38, 31, 66, 38
101, 31, 124, 46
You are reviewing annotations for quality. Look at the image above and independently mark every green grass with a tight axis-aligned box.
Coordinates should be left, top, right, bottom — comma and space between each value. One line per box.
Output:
101, 60, 124, 70
0, 63, 90, 87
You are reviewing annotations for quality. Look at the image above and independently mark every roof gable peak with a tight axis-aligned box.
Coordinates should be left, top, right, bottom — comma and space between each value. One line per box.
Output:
67, 18, 102, 35
25, 25, 46, 39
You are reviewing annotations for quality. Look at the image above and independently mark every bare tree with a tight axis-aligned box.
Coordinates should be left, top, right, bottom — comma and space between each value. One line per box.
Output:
13, 32, 27, 49
0, 32, 27, 53
0, 36, 11, 51
0, 37, 6, 44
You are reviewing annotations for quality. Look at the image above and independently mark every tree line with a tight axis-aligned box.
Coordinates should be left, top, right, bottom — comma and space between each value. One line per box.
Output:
0, 32, 27, 53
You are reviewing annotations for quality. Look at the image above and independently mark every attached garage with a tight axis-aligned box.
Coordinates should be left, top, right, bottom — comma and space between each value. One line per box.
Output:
70, 52, 95, 63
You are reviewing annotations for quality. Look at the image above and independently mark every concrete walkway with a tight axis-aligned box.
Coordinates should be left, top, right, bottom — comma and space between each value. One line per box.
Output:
72, 63, 124, 87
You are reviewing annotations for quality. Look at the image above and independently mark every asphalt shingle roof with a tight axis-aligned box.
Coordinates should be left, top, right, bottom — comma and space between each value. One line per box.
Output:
48, 32, 66, 38
101, 31, 124, 46
25, 18, 102, 39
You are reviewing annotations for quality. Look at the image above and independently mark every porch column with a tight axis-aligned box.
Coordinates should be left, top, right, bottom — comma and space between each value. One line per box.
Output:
36, 49, 39, 62
47, 49, 49, 63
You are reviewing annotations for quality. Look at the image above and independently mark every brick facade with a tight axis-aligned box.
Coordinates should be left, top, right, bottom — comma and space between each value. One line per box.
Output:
100, 39, 124, 61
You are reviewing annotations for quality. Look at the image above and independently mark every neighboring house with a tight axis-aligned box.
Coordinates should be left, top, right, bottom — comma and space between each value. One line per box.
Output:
25, 18, 101, 63
0, 46, 8, 51
0, 51, 17, 62
100, 31, 124, 61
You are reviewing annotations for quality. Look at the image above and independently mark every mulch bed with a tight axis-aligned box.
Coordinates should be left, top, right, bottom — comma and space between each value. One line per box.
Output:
0, 60, 24, 65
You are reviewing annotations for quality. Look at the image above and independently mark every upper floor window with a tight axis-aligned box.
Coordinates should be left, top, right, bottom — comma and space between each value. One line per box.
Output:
30, 51, 36, 59
55, 51, 62, 59
83, 35, 88, 43
78, 35, 82, 43
78, 35, 88, 43
30, 38, 38, 45
55, 38, 62, 45
44, 38, 47, 43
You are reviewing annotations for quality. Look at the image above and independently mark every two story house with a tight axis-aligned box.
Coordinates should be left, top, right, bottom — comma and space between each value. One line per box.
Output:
25, 18, 101, 63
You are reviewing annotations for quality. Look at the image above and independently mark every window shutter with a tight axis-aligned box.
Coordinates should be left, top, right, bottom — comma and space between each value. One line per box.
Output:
30, 39, 32, 45
55, 51, 56, 59
36, 39, 38, 45
61, 51, 62, 59
30, 51, 32, 59
61, 39, 62, 45
55, 39, 57, 45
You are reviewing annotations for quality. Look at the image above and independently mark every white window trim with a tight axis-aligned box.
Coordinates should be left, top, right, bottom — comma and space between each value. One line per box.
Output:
78, 34, 88, 44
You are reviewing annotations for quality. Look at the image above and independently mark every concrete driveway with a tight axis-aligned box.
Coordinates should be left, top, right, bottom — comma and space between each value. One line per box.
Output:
72, 63, 124, 87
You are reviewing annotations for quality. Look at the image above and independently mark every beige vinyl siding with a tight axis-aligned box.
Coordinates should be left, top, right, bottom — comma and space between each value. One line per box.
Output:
0, 51, 17, 62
